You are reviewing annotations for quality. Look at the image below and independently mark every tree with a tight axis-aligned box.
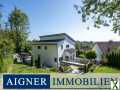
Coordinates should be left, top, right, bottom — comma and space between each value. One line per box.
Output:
85, 51, 96, 60
24, 41, 32, 53
8, 7, 29, 53
0, 29, 15, 72
74, 0, 120, 34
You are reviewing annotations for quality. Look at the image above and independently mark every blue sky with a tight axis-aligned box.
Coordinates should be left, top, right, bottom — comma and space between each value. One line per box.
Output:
0, 0, 120, 41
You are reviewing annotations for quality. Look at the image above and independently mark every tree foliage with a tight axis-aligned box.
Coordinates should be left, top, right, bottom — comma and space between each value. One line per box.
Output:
85, 51, 96, 60
8, 7, 29, 53
106, 51, 120, 68
75, 0, 120, 34
0, 5, 30, 72
0, 29, 15, 72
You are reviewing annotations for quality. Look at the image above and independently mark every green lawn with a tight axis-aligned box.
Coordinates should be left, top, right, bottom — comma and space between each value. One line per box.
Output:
2, 56, 120, 73
1, 55, 57, 73
93, 65, 120, 73
11, 64, 57, 73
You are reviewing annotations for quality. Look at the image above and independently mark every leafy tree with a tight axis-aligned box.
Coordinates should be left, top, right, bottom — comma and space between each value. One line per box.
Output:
0, 29, 15, 72
8, 7, 29, 53
74, 0, 120, 33
24, 41, 32, 53
85, 51, 96, 60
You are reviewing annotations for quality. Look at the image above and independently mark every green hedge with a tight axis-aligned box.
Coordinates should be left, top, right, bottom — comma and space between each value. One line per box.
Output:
106, 52, 120, 68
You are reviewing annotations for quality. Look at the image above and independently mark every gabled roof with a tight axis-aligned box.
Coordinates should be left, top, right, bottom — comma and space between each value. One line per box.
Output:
32, 33, 75, 45
40, 33, 75, 42
96, 41, 120, 54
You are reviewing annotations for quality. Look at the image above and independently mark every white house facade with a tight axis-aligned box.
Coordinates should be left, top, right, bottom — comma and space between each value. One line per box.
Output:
32, 33, 76, 68
93, 41, 120, 62
93, 44, 103, 62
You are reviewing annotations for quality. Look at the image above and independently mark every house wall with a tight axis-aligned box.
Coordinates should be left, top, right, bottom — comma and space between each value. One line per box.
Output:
93, 44, 103, 62
32, 44, 58, 68
32, 34, 75, 68
57, 39, 75, 66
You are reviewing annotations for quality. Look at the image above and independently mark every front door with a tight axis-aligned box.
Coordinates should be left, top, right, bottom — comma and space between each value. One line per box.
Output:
65, 56, 69, 61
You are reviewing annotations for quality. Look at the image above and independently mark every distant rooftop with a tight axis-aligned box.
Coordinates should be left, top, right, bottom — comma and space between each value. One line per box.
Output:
96, 41, 120, 54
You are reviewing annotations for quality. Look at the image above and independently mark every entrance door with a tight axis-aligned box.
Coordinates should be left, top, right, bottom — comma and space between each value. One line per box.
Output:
65, 56, 69, 61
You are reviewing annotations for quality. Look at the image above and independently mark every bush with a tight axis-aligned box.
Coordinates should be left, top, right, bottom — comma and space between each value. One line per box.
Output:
85, 51, 96, 60
0, 55, 13, 73
106, 52, 120, 68
0, 55, 4, 72
49, 68, 57, 72
88, 64, 96, 72
79, 54, 85, 58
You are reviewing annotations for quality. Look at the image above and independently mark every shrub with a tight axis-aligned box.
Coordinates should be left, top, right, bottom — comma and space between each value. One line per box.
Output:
49, 68, 57, 72
79, 54, 85, 58
0, 54, 4, 72
0, 55, 13, 73
85, 51, 96, 60
106, 52, 120, 68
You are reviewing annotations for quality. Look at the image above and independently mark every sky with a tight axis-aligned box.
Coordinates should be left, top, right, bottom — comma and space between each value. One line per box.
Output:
0, 0, 120, 41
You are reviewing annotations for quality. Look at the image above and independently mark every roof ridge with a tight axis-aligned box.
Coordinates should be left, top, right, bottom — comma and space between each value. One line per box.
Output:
39, 33, 75, 42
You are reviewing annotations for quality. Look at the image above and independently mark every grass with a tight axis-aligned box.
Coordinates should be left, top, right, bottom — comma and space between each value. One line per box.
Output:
11, 64, 120, 73
2, 55, 120, 73
93, 65, 120, 73
0, 55, 57, 73
0, 55, 13, 73
11, 64, 57, 73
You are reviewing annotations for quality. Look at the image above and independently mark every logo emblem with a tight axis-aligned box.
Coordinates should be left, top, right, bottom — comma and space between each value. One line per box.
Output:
111, 79, 119, 90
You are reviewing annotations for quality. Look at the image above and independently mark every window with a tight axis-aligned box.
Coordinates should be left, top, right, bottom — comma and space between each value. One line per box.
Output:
61, 45, 63, 49
44, 46, 47, 50
59, 57, 63, 61
37, 46, 41, 49
54, 58, 57, 62
65, 56, 69, 61
66, 44, 69, 48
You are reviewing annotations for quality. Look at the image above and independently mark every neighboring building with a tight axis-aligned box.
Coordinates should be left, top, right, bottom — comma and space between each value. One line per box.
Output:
93, 41, 120, 62
32, 33, 76, 68
79, 41, 94, 52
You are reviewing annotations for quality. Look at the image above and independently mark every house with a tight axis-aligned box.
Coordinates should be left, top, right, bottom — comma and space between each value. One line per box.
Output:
80, 41, 94, 52
32, 33, 76, 68
93, 41, 120, 62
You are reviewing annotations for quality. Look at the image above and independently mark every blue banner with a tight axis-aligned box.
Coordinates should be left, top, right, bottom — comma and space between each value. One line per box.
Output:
3, 74, 50, 89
